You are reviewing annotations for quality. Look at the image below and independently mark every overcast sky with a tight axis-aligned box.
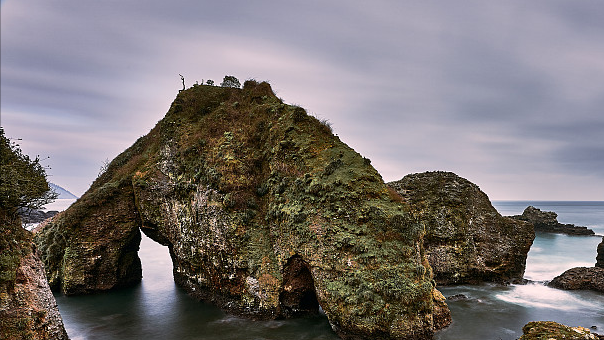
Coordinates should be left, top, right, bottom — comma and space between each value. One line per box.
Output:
2, 0, 603, 200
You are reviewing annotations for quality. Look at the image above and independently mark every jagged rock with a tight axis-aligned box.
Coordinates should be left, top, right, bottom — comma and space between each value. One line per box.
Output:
548, 267, 604, 292
520, 321, 602, 340
597, 237, 604, 268
388, 171, 535, 285
18, 208, 59, 225
512, 206, 595, 235
35, 81, 448, 339
0, 221, 69, 340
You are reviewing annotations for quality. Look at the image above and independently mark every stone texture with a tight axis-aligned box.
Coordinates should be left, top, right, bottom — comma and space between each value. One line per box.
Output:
520, 321, 602, 340
1, 221, 69, 340
512, 206, 595, 235
548, 267, 604, 292
35, 81, 448, 339
388, 171, 535, 285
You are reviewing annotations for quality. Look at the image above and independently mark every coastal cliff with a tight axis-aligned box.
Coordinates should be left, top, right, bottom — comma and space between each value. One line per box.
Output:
0, 221, 69, 340
388, 171, 535, 285
35, 81, 448, 339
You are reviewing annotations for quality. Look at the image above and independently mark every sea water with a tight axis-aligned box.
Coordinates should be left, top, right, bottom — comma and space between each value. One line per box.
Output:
54, 201, 604, 339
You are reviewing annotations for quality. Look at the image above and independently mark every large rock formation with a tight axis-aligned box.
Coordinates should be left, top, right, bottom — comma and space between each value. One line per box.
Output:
0, 221, 69, 340
520, 321, 602, 340
388, 171, 535, 285
35, 81, 449, 339
511, 206, 595, 235
548, 237, 604, 293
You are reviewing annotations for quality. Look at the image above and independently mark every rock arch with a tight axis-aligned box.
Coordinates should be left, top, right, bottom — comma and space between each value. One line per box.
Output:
279, 255, 319, 317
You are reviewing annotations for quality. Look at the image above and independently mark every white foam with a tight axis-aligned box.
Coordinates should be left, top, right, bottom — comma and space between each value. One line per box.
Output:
495, 283, 602, 311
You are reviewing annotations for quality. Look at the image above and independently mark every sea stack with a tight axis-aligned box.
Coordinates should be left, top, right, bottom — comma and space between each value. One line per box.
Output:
512, 206, 595, 235
35, 81, 449, 339
388, 171, 535, 285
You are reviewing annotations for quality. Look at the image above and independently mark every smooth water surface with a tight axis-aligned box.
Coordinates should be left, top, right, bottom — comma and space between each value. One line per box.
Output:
54, 201, 604, 339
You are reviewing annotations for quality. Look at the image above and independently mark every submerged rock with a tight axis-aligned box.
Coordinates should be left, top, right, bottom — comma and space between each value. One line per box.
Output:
35, 81, 448, 339
388, 171, 535, 285
0, 221, 69, 340
511, 206, 595, 235
520, 321, 602, 340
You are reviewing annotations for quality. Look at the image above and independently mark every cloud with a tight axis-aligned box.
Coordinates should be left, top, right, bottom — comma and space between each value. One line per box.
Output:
2, 0, 603, 199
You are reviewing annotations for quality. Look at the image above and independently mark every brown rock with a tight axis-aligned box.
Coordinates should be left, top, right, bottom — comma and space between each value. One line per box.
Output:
512, 206, 595, 235
548, 267, 604, 292
0, 222, 69, 340
388, 171, 535, 285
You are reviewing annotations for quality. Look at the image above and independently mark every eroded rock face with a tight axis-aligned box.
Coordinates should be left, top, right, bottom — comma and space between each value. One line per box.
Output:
1, 221, 69, 340
512, 206, 595, 235
35, 82, 447, 339
388, 171, 535, 285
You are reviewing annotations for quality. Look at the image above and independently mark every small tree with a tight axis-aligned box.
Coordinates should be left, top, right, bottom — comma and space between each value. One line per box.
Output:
220, 75, 241, 88
0, 128, 57, 224
206, 79, 215, 86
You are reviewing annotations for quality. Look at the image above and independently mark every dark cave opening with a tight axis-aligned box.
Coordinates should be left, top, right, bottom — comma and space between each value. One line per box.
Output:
279, 255, 320, 318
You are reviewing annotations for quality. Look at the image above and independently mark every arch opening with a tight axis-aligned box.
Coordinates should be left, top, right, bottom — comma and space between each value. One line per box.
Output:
279, 255, 320, 318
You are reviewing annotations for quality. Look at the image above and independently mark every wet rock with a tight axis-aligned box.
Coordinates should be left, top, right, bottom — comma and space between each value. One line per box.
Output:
597, 237, 604, 268
511, 206, 595, 235
520, 321, 601, 340
35, 82, 447, 339
0, 221, 69, 340
548, 267, 604, 293
388, 171, 535, 285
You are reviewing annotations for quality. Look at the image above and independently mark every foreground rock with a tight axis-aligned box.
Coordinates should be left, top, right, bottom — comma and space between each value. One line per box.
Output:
520, 321, 602, 340
548, 237, 604, 293
35, 81, 448, 339
388, 171, 535, 285
548, 267, 604, 292
0, 221, 69, 340
511, 206, 595, 235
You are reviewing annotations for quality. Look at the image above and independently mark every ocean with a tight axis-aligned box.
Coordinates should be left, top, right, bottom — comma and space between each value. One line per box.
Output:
52, 201, 604, 340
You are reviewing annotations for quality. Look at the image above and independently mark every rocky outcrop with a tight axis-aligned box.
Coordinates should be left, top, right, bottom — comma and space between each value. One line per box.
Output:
548, 267, 604, 292
548, 237, 604, 293
388, 171, 535, 285
597, 237, 604, 268
35, 81, 448, 339
0, 221, 69, 340
18, 208, 59, 225
520, 321, 603, 340
511, 206, 595, 235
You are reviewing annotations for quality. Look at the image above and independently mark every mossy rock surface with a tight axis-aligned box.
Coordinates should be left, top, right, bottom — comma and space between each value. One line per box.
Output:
388, 171, 535, 285
520, 321, 602, 340
35, 81, 445, 339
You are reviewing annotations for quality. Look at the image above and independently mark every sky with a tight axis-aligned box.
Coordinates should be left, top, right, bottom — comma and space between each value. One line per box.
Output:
1, 1, 603, 200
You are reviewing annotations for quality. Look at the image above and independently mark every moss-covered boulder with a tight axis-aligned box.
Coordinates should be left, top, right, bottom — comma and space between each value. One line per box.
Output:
35, 81, 447, 339
520, 321, 602, 340
1, 220, 69, 340
388, 171, 535, 285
